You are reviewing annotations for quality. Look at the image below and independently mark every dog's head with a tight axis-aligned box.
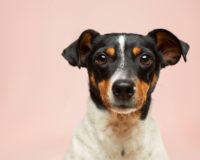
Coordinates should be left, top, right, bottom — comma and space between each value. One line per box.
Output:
62, 29, 189, 119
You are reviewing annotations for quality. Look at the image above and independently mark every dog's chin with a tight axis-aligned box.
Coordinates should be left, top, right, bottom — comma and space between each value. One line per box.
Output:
109, 106, 138, 114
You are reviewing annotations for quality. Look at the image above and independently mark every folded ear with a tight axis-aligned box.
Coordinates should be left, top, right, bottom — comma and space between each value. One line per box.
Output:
62, 29, 100, 68
147, 29, 190, 68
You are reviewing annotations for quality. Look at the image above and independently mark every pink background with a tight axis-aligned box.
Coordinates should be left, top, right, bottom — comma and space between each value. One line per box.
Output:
1, 0, 200, 159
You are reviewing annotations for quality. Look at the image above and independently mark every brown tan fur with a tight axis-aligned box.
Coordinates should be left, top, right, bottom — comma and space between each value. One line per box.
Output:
98, 80, 111, 110
107, 112, 141, 137
156, 32, 182, 64
89, 72, 97, 88
105, 48, 116, 57
135, 80, 150, 110
151, 74, 158, 88
132, 47, 142, 56
79, 33, 92, 54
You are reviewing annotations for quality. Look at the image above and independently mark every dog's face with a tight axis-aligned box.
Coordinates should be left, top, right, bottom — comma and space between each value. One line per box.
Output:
62, 29, 189, 119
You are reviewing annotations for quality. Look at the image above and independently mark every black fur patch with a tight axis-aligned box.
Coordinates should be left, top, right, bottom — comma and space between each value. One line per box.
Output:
63, 29, 189, 119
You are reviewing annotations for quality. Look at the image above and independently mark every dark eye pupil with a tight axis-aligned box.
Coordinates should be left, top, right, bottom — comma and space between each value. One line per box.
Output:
95, 54, 107, 64
99, 55, 106, 61
140, 54, 153, 66
141, 55, 148, 61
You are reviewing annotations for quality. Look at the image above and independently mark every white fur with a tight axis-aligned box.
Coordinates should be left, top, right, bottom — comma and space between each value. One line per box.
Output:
65, 98, 168, 160
108, 36, 129, 106
118, 35, 126, 69
110, 35, 126, 83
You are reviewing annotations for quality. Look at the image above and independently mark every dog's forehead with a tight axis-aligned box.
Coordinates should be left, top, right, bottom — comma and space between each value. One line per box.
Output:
93, 33, 154, 48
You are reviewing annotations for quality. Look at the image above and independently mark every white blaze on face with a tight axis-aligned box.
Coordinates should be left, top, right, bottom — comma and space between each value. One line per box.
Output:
118, 35, 126, 69
108, 35, 128, 105
111, 35, 126, 81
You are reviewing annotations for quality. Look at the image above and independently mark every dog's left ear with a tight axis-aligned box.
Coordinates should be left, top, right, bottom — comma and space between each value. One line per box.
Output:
147, 29, 190, 68
62, 29, 100, 68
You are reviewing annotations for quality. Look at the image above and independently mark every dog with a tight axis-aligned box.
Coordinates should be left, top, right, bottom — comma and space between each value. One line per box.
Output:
62, 29, 189, 160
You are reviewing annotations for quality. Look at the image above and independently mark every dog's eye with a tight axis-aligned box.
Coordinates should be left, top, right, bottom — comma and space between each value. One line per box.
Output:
139, 54, 153, 67
95, 53, 107, 65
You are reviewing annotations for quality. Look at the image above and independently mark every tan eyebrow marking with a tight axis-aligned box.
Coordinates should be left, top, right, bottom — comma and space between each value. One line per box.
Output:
105, 48, 115, 57
132, 47, 142, 56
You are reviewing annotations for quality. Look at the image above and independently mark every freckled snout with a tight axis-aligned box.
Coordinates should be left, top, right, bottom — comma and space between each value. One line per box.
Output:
112, 80, 135, 100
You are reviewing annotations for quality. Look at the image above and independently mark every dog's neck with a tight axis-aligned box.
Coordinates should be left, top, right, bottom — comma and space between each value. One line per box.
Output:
87, 98, 150, 138
85, 98, 155, 159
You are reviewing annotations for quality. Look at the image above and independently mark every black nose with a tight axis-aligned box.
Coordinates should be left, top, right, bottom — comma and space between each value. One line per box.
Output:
112, 80, 135, 100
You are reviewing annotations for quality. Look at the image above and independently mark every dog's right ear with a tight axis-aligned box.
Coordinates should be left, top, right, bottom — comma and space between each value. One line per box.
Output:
62, 29, 100, 68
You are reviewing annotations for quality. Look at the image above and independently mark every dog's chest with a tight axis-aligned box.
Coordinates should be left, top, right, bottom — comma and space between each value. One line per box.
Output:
94, 115, 150, 160
66, 100, 168, 160
86, 102, 158, 160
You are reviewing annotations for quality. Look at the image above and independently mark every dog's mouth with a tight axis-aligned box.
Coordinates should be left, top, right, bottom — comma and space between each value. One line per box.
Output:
109, 105, 137, 114
107, 99, 139, 114
100, 95, 138, 114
